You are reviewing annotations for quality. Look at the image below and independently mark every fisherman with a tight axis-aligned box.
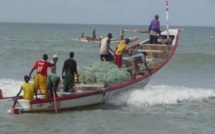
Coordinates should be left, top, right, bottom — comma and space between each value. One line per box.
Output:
62, 52, 79, 92
120, 28, 124, 39
29, 54, 55, 98
47, 54, 60, 97
129, 50, 150, 79
148, 14, 161, 44
92, 29, 96, 39
79, 33, 84, 39
99, 33, 114, 61
114, 38, 130, 68
12, 75, 38, 109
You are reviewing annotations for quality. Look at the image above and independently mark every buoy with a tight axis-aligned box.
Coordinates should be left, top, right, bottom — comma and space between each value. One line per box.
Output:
0, 89, 3, 99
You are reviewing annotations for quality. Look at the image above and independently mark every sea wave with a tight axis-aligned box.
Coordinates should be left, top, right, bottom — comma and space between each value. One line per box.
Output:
0, 79, 24, 97
107, 85, 215, 107
1, 79, 215, 108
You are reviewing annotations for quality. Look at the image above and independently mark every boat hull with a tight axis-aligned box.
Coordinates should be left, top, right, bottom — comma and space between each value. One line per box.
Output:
9, 89, 106, 114
106, 75, 151, 100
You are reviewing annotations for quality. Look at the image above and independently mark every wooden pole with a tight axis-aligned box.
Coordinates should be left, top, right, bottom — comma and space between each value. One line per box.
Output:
0, 89, 3, 99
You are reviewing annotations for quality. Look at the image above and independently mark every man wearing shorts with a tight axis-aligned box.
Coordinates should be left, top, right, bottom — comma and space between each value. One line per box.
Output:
99, 33, 114, 61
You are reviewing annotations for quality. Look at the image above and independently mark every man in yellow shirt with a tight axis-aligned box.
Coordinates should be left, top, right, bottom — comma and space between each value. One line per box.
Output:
114, 38, 130, 67
12, 75, 38, 108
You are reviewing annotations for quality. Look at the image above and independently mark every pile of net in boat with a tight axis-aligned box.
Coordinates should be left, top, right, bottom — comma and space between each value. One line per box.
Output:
78, 62, 131, 86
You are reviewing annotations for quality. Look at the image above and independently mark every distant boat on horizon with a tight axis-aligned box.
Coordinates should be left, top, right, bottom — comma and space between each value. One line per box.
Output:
209, 33, 215, 37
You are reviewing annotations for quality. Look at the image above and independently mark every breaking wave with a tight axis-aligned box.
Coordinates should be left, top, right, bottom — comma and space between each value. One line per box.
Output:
107, 85, 215, 107
1, 79, 215, 108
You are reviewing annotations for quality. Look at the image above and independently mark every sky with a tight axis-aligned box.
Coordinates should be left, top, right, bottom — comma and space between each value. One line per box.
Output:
0, 0, 215, 27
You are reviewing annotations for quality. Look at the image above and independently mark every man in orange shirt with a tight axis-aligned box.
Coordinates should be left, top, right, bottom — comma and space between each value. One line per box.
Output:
114, 38, 130, 68
29, 54, 55, 98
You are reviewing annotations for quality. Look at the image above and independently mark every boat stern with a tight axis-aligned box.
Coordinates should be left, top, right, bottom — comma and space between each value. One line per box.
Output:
8, 99, 31, 114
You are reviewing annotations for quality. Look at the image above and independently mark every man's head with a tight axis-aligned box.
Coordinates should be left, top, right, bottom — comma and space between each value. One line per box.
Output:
70, 52, 74, 58
125, 38, 130, 44
53, 54, 58, 62
53, 54, 58, 59
142, 51, 147, 56
24, 75, 30, 82
155, 14, 159, 19
107, 33, 113, 39
43, 54, 48, 60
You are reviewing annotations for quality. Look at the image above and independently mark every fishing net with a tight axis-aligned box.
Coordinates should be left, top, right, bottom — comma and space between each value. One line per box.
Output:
78, 62, 131, 86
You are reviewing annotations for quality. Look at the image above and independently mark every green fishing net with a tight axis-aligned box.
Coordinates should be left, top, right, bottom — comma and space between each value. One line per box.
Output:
78, 62, 131, 86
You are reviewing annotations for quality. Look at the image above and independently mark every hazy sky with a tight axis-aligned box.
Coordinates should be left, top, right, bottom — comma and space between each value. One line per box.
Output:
0, 0, 214, 27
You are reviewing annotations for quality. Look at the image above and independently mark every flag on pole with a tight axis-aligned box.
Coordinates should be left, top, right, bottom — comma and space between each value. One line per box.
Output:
166, 0, 170, 38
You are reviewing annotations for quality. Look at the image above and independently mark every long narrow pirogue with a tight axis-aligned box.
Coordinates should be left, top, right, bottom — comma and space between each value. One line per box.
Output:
9, 29, 179, 114
78, 36, 140, 43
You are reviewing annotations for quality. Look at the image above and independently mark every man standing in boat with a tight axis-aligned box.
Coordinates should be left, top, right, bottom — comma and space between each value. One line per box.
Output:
47, 54, 60, 97
29, 54, 55, 98
99, 33, 114, 61
114, 38, 130, 68
148, 14, 161, 44
120, 29, 124, 39
62, 52, 79, 92
92, 29, 96, 39
79, 33, 84, 39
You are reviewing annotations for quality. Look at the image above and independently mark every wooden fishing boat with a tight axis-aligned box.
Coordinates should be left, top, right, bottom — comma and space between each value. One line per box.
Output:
9, 29, 179, 114
111, 37, 140, 43
78, 36, 140, 43
209, 33, 215, 37
78, 37, 101, 43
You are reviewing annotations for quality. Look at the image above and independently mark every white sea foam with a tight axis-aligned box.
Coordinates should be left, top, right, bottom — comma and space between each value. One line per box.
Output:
2, 79, 215, 107
0, 79, 25, 97
107, 85, 215, 107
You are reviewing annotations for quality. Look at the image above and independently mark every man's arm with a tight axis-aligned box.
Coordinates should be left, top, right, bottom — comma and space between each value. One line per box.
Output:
140, 54, 151, 73
99, 42, 101, 48
157, 21, 161, 35
29, 68, 34, 79
62, 61, 66, 78
143, 58, 151, 74
148, 21, 152, 33
16, 88, 22, 97
107, 40, 114, 52
75, 61, 79, 83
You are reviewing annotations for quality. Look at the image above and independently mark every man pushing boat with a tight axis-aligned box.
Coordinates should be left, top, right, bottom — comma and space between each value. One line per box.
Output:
29, 54, 56, 98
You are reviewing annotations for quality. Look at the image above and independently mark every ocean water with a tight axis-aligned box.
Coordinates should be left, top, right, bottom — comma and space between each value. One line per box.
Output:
0, 23, 215, 134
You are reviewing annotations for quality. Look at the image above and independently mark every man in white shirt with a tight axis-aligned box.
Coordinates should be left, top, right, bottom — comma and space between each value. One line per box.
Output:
99, 33, 114, 61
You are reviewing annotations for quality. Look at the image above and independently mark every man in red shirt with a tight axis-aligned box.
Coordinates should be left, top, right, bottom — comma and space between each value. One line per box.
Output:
29, 54, 55, 98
